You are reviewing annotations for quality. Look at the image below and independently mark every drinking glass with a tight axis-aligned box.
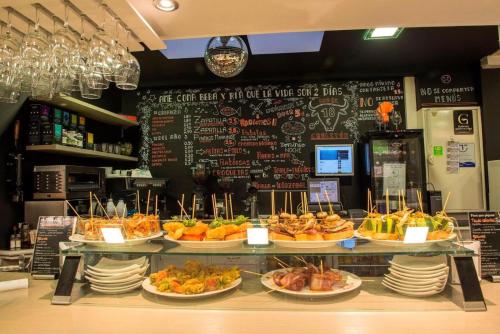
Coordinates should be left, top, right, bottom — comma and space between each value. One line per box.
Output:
115, 52, 140, 90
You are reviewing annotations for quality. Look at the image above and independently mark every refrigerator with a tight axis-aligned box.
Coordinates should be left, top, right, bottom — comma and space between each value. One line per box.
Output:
365, 130, 427, 213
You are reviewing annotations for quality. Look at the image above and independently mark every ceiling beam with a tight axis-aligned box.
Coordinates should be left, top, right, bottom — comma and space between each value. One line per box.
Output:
105, 0, 165, 51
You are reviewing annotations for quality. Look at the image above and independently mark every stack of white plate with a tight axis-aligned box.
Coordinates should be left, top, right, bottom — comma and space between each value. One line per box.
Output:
85, 257, 149, 294
382, 255, 449, 297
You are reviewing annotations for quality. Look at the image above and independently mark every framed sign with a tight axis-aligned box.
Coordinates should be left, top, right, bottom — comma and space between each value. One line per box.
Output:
31, 216, 76, 279
469, 212, 500, 279
454, 110, 474, 135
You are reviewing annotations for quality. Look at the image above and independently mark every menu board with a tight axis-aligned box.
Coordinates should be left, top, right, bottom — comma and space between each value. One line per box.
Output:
469, 212, 500, 278
31, 216, 76, 278
128, 80, 405, 197
416, 70, 478, 108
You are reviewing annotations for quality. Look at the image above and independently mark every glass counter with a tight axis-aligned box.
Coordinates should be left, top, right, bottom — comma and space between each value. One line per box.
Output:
58, 237, 483, 312
61, 238, 474, 256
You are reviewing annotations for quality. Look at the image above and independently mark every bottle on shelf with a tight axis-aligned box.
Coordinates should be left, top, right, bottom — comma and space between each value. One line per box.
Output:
106, 198, 116, 217
9, 227, 16, 251
116, 199, 126, 218
21, 223, 31, 249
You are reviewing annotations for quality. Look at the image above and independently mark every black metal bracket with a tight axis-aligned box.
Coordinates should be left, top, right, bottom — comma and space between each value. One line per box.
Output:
453, 256, 487, 311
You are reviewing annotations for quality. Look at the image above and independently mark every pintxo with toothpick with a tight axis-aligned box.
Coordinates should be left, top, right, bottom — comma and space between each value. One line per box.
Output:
356, 189, 457, 245
68, 191, 161, 246
162, 193, 253, 248
264, 190, 354, 247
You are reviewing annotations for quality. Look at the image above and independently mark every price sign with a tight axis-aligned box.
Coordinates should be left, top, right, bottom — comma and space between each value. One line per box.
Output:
31, 216, 76, 279
247, 228, 269, 245
101, 227, 125, 244
403, 227, 429, 244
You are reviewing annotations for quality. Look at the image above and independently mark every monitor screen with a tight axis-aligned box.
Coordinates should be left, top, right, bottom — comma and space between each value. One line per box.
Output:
315, 144, 354, 176
308, 178, 340, 203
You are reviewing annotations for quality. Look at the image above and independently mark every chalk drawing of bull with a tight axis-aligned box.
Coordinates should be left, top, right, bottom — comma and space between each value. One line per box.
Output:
308, 99, 349, 132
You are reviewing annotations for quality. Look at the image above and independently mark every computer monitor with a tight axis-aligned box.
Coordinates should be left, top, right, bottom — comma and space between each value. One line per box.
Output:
307, 178, 340, 204
315, 144, 354, 176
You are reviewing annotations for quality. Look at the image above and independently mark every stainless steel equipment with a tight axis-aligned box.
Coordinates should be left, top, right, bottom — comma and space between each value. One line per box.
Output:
33, 165, 105, 200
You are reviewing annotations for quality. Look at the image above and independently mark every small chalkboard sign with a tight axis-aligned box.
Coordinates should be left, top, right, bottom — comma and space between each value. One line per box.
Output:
31, 216, 76, 279
469, 212, 500, 279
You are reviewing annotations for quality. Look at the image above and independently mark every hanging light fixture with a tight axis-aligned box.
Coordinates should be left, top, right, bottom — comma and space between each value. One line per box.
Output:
204, 36, 248, 78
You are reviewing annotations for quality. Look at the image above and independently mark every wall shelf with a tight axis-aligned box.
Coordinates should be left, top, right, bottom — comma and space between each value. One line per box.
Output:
26, 145, 138, 162
32, 95, 138, 128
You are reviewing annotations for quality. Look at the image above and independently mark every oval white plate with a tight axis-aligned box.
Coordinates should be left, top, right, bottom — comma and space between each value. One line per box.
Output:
90, 281, 143, 294
384, 273, 447, 285
272, 238, 353, 249
69, 232, 163, 247
85, 273, 145, 285
382, 281, 445, 297
387, 270, 448, 282
388, 267, 449, 280
141, 277, 241, 299
87, 257, 148, 273
354, 231, 456, 247
388, 264, 449, 276
390, 255, 447, 271
164, 235, 245, 249
90, 279, 145, 290
85, 265, 149, 279
383, 276, 445, 290
261, 268, 362, 298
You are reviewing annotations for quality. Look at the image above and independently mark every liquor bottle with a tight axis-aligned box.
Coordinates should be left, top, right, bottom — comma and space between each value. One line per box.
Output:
21, 224, 30, 249
9, 231, 15, 251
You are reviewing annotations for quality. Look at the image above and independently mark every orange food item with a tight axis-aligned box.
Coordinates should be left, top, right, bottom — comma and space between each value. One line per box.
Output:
322, 230, 354, 240
269, 231, 295, 241
180, 234, 205, 241
225, 231, 247, 241
295, 233, 324, 241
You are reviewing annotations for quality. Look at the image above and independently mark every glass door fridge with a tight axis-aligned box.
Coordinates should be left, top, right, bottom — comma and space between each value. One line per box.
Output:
366, 130, 427, 213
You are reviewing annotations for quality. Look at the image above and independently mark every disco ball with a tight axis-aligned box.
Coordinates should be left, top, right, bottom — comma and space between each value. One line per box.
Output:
204, 36, 248, 78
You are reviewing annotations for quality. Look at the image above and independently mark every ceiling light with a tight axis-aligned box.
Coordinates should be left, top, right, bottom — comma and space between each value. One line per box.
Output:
364, 27, 403, 40
153, 0, 178, 12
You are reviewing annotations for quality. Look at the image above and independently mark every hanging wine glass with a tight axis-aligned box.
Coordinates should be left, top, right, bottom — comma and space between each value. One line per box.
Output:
0, 12, 21, 103
87, 4, 113, 81
115, 30, 140, 90
18, 15, 49, 93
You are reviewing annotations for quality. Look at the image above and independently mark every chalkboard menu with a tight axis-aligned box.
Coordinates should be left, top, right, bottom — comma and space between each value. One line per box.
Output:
31, 216, 76, 278
416, 70, 478, 108
127, 80, 405, 200
469, 212, 500, 278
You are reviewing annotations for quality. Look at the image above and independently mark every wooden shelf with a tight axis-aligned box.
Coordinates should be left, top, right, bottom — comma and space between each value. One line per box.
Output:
32, 95, 138, 128
26, 145, 138, 162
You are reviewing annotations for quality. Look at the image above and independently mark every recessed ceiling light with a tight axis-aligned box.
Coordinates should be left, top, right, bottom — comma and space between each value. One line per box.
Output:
364, 27, 403, 40
153, 0, 178, 12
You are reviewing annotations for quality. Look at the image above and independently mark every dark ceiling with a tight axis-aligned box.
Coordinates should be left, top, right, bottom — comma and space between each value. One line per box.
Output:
134, 26, 499, 88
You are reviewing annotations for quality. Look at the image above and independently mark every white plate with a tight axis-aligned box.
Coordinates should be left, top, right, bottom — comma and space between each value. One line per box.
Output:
354, 231, 457, 247
383, 276, 445, 290
141, 277, 242, 299
164, 235, 245, 249
384, 273, 447, 285
69, 232, 163, 247
390, 255, 448, 271
90, 281, 143, 294
271, 238, 353, 249
387, 269, 449, 282
90, 279, 145, 290
85, 265, 149, 279
261, 268, 362, 298
382, 281, 445, 297
388, 267, 449, 280
388, 264, 449, 276
87, 257, 148, 273
85, 273, 145, 285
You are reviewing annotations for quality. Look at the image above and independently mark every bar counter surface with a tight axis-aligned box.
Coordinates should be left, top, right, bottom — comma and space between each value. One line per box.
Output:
0, 272, 499, 334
